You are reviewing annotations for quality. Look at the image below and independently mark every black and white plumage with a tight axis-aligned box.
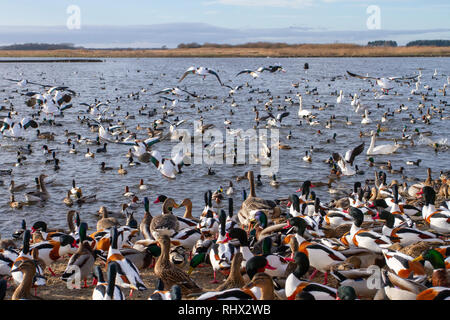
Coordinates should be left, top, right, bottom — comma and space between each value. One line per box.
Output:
347, 71, 419, 93
92, 263, 125, 300
332, 142, 365, 176
179, 66, 223, 86
152, 87, 198, 98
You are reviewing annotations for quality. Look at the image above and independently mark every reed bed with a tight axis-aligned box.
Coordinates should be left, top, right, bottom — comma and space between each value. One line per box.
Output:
1, 44, 450, 58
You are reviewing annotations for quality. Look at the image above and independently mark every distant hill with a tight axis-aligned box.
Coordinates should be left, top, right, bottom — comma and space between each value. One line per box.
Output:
406, 40, 450, 47
0, 43, 84, 50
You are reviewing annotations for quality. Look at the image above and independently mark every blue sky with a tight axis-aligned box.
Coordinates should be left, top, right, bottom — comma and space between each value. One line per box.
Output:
0, 0, 449, 47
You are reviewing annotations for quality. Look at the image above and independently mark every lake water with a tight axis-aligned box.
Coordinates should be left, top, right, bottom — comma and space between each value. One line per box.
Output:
0, 57, 449, 237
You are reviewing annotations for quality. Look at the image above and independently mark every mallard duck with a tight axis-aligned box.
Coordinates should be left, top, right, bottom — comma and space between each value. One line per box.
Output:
413, 249, 448, 287
61, 223, 96, 288
139, 197, 153, 240
169, 245, 188, 269
150, 198, 180, 239
11, 259, 44, 300
92, 263, 125, 300
216, 252, 246, 291
154, 234, 202, 295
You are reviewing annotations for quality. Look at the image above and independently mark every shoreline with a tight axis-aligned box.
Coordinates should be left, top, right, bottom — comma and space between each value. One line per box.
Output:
1, 46, 450, 58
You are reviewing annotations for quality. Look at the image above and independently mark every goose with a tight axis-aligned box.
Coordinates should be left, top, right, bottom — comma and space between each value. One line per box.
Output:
97, 207, 120, 231
237, 171, 281, 227
9, 180, 27, 193
367, 131, 400, 155
25, 174, 49, 203
179, 66, 223, 86
150, 198, 180, 239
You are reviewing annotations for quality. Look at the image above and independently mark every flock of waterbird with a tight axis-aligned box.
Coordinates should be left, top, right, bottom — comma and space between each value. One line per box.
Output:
0, 61, 449, 301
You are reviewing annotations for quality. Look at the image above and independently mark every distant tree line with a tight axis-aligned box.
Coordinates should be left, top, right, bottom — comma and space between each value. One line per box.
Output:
178, 42, 296, 49
0, 43, 83, 50
367, 40, 398, 47
406, 40, 450, 47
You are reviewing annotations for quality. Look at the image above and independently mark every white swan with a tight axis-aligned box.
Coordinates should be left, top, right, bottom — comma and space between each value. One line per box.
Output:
366, 131, 400, 155
350, 94, 359, 106
297, 94, 311, 118
361, 109, 372, 124
336, 90, 343, 104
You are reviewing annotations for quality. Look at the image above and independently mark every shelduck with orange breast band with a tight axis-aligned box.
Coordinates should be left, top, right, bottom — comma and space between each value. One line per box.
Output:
285, 251, 337, 300
418, 186, 450, 234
